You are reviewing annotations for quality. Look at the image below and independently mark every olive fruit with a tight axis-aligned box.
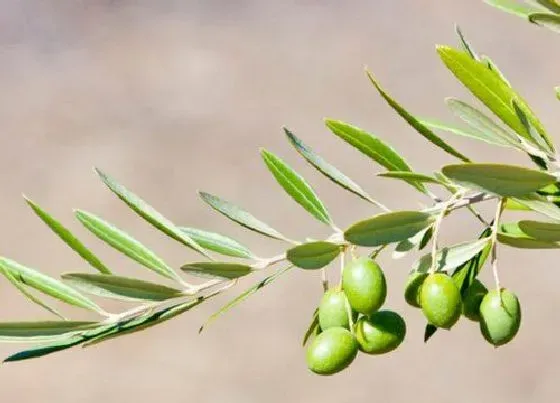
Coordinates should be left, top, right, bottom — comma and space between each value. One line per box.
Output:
462, 279, 488, 322
479, 288, 521, 347
306, 327, 358, 375
342, 257, 387, 315
420, 273, 462, 329
318, 288, 356, 330
355, 310, 406, 354
404, 272, 428, 308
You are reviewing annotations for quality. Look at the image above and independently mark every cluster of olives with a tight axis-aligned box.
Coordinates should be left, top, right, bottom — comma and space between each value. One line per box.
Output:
306, 257, 406, 375
405, 272, 521, 346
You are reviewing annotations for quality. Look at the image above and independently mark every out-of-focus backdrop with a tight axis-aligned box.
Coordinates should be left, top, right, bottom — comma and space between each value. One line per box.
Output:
1, 1, 559, 401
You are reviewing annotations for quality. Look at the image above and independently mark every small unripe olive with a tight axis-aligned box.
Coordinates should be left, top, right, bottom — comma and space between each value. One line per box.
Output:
462, 279, 488, 322
404, 272, 428, 308
318, 288, 356, 330
306, 327, 358, 375
479, 288, 521, 347
420, 273, 462, 329
342, 257, 387, 315
355, 310, 406, 354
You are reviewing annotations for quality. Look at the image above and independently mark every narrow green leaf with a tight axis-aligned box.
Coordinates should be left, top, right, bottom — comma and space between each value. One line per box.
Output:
260, 149, 332, 225
302, 308, 320, 347
0, 257, 103, 314
442, 163, 556, 196
534, 0, 560, 13
199, 191, 292, 242
414, 238, 491, 273
94, 168, 208, 257
325, 119, 426, 193
200, 266, 292, 332
485, 0, 542, 17
455, 25, 478, 60
62, 273, 184, 302
437, 46, 554, 151
0, 321, 98, 342
75, 210, 181, 282
284, 128, 376, 204
393, 226, 433, 259
181, 262, 253, 279
24, 197, 111, 274
286, 241, 341, 270
513, 193, 560, 220
445, 98, 520, 147
424, 324, 438, 343
529, 13, 560, 32
555, 87, 560, 100
517, 220, 560, 241
344, 211, 435, 247
512, 100, 552, 153
378, 171, 443, 185
366, 70, 471, 162
504, 198, 532, 211
178, 227, 254, 259
1, 269, 65, 320
498, 232, 560, 248
420, 117, 510, 148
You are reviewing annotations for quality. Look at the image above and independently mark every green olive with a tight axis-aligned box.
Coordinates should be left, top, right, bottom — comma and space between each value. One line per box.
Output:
355, 310, 406, 354
420, 273, 462, 329
306, 327, 358, 375
342, 257, 387, 315
404, 272, 428, 308
318, 288, 356, 330
479, 288, 521, 347
462, 279, 488, 322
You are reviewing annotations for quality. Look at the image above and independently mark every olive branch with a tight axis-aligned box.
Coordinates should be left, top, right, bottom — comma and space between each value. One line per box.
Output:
0, 0, 559, 365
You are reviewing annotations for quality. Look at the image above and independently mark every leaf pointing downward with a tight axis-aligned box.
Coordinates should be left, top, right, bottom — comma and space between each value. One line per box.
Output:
75, 210, 182, 282
284, 128, 376, 204
199, 192, 292, 242
24, 197, 111, 274
366, 70, 470, 163
261, 149, 332, 226
94, 168, 208, 258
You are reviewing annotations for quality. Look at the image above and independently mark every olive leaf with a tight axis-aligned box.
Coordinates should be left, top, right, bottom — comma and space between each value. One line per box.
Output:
455, 25, 478, 60
512, 100, 553, 153
284, 128, 379, 205
286, 241, 341, 270
95, 168, 208, 257
498, 222, 560, 248
344, 211, 435, 247
485, 0, 542, 18
365, 70, 470, 163
24, 197, 111, 275
261, 149, 332, 226
181, 262, 253, 279
414, 237, 491, 273
179, 227, 254, 259
529, 13, 560, 32
481, 55, 511, 87
535, 0, 560, 14
75, 210, 182, 282
0, 321, 98, 343
61, 273, 185, 302
199, 191, 292, 243
0, 257, 104, 314
302, 308, 320, 347
419, 118, 510, 148
1, 269, 65, 320
512, 193, 560, 221
518, 220, 560, 241
325, 119, 426, 193
437, 46, 554, 151
441, 163, 557, 196
445, 98, 520, 148
393, 226, 433, 259
200, 266, 293, 333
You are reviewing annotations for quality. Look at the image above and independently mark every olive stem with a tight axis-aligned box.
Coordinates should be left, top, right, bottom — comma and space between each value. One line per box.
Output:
321, 268, 329, 291
339, 251, 346, 291
428, 192, 462, 274
490, 198, 505, 291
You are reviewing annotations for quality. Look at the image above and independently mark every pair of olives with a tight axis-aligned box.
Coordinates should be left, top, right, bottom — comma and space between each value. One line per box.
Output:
405, 272, 521, 346
306, 257, 406, 375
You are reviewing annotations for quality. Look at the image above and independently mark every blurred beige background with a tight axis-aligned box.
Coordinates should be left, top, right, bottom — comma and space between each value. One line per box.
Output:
1, 1, 559, 402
